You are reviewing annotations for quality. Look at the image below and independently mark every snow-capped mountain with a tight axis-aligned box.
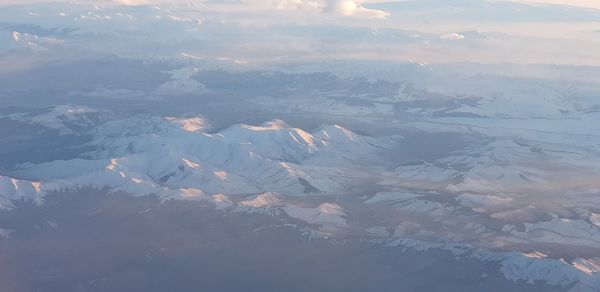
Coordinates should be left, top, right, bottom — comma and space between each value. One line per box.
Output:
2, 105, 600, 291
1, 105, 107, 136
8, 109, 392, 204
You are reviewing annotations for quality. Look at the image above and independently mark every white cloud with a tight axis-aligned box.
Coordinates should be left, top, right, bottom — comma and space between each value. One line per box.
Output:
113, 0, 151, 5
325, 0, 390, 19
0, 0, 390, 18
269, 0, 322, 11
11, 31, 65, 50
268, 0, 389, 19
440, 32, 465, 40
12, 31, 21, 42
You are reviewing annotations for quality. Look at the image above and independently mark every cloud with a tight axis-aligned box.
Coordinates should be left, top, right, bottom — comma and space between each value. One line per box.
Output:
113, 0, 151, 5
0, 0, 389, 18
268, 0, 389, 19
440, 32, 465, 40
269, 0, 322, 11
12, 31, 21, 42
325, 0, 390, 19
11, 31, 65, 50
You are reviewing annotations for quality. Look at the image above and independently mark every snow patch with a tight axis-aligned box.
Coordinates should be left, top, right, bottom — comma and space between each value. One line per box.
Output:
283, 203, 346, 227
365, 191, 422, 204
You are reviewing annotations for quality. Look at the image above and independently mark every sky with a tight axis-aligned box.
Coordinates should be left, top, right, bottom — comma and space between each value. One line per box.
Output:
2, 0, 600, 10
516, 0, 600, 9
1, 0, 600, 66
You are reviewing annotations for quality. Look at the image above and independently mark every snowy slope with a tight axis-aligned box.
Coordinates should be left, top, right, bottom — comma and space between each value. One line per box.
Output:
0, 176, 44, 209
11, 111, 392, 201
1, 105, 107, 135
